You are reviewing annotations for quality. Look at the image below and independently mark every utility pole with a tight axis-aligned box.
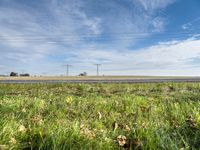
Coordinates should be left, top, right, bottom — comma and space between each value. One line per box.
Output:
66, 64, 72, 76
94, 64, 101, 76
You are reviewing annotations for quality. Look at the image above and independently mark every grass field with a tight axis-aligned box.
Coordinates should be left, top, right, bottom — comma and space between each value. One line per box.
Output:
0, 83, 200, 149
0, 76, 197, 81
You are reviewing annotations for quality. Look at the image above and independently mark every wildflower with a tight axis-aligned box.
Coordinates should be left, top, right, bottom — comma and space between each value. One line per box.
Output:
66, 96, 73, 103
117, 135, 126, 147
18, 125, 26, 133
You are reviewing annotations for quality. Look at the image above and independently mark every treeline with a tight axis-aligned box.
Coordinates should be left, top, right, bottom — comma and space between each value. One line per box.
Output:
10, 72, 30, 77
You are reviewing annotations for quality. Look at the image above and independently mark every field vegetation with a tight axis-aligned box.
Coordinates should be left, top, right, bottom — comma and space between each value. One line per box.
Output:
0, 83, 200, 149
0, 76, 193, 81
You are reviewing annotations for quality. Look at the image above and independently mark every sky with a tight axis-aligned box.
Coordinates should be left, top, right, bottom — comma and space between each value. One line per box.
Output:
0, 0, 200, 76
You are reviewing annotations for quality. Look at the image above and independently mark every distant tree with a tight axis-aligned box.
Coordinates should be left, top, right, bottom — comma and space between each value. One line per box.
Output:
20, 73, 30, 77
79, 73, 83, 76
10, 72, 18, 77
79, 72, 87, 76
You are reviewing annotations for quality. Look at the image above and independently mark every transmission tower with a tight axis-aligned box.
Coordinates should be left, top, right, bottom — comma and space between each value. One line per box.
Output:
65, 64, 72, 76
94, 64, 101, 76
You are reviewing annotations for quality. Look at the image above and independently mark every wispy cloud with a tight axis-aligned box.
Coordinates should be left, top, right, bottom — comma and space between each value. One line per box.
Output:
3, 0, 200, 76
135, 0, 175, 12
182, 17, 200, 30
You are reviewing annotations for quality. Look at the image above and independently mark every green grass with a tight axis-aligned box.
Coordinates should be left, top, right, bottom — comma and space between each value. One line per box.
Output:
0, 83, 200, 150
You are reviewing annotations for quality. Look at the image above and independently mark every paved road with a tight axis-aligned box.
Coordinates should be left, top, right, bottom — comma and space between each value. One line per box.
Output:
1, 78, 200, 83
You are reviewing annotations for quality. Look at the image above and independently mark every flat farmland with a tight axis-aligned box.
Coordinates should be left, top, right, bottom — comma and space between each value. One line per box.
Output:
1, 76, 200, 83
0, 76, 174, 81
0, 83, 200, 149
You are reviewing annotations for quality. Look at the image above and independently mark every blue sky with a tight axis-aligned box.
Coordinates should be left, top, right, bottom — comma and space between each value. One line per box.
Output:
0, 0, 200, 76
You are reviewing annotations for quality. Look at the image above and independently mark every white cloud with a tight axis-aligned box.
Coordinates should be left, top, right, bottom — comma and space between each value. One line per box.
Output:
2, 0, 196, 76
65, 37, 200, 75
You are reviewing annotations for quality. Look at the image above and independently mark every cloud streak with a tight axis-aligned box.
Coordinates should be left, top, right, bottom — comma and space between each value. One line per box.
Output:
182, 17, 200, 30
135, 0, 175, 12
